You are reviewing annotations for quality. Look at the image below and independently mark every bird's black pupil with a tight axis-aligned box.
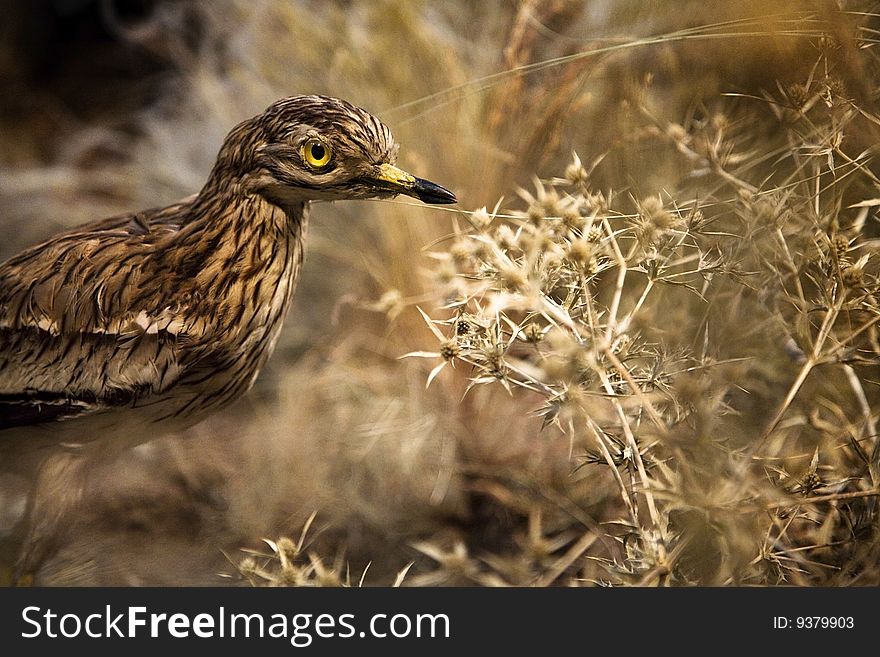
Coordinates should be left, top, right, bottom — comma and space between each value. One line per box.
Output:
310, 143, 326, 161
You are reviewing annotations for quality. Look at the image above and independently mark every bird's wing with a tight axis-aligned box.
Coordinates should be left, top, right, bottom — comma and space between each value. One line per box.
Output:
0, 199, 206, 430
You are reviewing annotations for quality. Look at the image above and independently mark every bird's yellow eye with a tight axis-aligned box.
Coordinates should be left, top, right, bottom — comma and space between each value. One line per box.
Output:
302, 138, 332, 169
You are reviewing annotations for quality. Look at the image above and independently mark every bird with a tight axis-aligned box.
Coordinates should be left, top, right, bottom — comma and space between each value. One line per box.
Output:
0, 94, 456, 583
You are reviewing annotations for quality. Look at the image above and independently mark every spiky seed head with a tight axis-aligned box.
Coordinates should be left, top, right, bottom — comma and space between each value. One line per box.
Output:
495, 225, 519, 251
433, 258, 457, 286
540, 188, 561, 216
470, 207, 493, 230
639, 196, 677, 230
583, 191, 607, 214
787, 83, 811, 109
522, 323, 544, 343
472, 241, 492, 262
560, 208, 586, 232
520, 228, 554, 255
565, 153, 589, 186
499, 266, 528, 293
439, 338, 460, 360
841, 264, 864, 288
832, 234, 850, 260
586, 225, 604, 242
527, 203, 546, 226
799, 471, 823, 495
450, 240, 473, 265
566, 239, 594, 265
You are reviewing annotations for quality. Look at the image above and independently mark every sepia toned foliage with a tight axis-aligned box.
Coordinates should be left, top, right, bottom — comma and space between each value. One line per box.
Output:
2, 0, 880, 585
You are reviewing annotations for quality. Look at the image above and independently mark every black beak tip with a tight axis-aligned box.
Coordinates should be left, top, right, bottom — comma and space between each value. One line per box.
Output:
414, 177, 457, 205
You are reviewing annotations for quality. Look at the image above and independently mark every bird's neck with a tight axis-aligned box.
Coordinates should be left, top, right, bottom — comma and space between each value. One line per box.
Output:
171, 179, 309, 327
144, 179, 309, 416
185, 177, 306, 264
192, 173, 307, 234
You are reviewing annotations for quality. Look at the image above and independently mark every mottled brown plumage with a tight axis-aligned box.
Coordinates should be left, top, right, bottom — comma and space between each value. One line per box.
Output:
0, 94, 455, 581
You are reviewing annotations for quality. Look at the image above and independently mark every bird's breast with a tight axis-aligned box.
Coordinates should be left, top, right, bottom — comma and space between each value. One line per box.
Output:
176, 202, 308, 414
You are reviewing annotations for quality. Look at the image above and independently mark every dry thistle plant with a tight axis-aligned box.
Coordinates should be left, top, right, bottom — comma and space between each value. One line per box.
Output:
407, 48, 880, 585
408, 154, 737, 584
233, 512, 413, 587
8, 0, 877, 588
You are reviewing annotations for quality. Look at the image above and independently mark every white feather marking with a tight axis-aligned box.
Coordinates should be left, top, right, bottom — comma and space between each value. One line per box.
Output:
36, 316, 58, 333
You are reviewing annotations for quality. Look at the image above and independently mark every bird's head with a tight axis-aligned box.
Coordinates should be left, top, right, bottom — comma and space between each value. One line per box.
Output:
215, 94, 456, 209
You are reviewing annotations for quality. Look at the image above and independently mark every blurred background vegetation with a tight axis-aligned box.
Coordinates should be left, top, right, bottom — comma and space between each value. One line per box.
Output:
1, 0, 879, 585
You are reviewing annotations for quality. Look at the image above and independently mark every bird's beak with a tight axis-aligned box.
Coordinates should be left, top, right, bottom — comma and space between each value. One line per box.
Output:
370, 163, 457, 204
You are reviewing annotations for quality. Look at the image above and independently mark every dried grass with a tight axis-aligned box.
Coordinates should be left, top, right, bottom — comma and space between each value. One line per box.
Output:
2, 0, 880, 586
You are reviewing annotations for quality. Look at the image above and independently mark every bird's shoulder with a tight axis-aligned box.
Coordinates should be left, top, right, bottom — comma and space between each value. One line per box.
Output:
0, 196, 199, 337
2, 194, 194, 268
0, 196, 211, 431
